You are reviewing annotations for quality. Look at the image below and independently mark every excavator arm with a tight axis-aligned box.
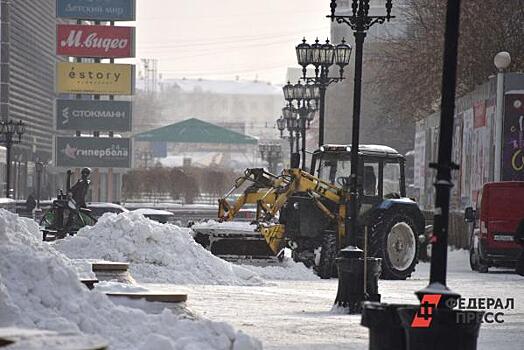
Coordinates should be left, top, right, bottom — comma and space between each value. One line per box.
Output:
218, 168, 288, 221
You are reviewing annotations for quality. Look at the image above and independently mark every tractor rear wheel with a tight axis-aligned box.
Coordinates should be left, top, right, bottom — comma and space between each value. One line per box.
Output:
370, 210, 418, 280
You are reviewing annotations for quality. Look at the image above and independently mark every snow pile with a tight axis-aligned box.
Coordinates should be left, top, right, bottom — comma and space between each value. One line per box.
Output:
54, 211, 263, 286
0, 209, 262, 350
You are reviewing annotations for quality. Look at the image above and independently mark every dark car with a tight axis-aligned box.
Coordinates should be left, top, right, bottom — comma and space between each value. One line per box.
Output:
86, 202, 129, 220
132, 208, 176, 224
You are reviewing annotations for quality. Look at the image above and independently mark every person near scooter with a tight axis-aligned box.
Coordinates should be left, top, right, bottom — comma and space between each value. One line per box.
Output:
68, 167, 92, 208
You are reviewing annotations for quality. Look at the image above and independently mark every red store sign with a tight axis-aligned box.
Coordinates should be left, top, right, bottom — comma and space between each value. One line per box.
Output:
57, 24, 135, 58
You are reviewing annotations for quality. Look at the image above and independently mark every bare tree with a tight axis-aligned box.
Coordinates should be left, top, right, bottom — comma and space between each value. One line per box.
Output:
372, 0, 524, 120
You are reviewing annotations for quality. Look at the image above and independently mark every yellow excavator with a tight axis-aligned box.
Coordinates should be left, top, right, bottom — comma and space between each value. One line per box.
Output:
193, 145, 425, 279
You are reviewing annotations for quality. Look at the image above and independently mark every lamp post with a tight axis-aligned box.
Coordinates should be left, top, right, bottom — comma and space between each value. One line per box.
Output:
327, 0, 393, 314
283, 81, 318, 170
283, 106, 302, 168
494, 51, 511, 181
295, 38, 352, 147
35, 161, 44, 209
0, 120, 25, 198
328, 0, 393, 249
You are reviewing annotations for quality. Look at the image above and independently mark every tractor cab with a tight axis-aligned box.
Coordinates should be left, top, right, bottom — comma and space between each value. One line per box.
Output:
310, 144, 406, 202
281, 144, 424, 279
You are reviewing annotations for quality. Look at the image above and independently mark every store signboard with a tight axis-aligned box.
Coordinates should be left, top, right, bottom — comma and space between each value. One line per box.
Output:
57, 24, 135, 58
502, 93, 524, 181
56, 62, 134, 95
56, 99, 132, 132
55, 137, 131, 168
56, 0, 136, 21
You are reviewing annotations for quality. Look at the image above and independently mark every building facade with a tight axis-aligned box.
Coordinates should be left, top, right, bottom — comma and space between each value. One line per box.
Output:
0, 0, 56, 199
414, 73, 524, 210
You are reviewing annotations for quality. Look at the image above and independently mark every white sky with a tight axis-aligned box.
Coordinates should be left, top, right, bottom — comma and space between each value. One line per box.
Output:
126, 0, 331, 84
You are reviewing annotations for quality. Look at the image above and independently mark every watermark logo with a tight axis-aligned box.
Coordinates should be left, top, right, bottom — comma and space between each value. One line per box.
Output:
411, 294, 442, 328
411, 295, 515, 327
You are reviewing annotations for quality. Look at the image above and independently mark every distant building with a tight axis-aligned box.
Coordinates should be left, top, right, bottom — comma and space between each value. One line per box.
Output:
134, 78, 283, 140
0, 0, 57, 199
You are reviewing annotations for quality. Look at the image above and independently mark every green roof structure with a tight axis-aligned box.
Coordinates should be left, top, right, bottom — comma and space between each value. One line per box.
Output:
134, 118, 257, 145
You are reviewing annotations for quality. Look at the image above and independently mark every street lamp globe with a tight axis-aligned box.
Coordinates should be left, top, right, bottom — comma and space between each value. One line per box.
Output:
335, 38, 352, 69
304, 84, 314, 100
16, 120, 25, 136
6, 120, 15, 134
283, 106, 294, 120
283, 81, 295, 102
310, 38, 323, 68
293, 81, 306, 100
296, 38, 312, 67
277, 116, 286, 134
320, 39, 335, 67
494, 51, 511, 71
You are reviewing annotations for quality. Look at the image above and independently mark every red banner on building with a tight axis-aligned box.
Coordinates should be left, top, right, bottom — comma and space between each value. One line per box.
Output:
57, 24, 135, 58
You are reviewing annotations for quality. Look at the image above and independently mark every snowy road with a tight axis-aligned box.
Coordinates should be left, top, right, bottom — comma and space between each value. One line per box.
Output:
152, 251, 524, 350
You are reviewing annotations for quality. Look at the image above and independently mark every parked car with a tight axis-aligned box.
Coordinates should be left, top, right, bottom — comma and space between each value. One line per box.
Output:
87, 202, 129, 219
132, 208, 176, 224
465, 181, 524, 272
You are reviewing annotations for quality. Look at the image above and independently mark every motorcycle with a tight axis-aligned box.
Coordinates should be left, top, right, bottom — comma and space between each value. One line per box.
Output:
40, 170, 97, 241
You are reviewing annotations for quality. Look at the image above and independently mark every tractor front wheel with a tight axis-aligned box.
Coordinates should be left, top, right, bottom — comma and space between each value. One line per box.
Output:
370, 211, 418, 280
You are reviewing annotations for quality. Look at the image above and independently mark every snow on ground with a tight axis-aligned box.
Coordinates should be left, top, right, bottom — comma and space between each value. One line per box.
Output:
54, 212, 264, 286
192, 220, 258, 233
167, 249, 524, 350
239, 250, 319, 281
0, 209, 262, 350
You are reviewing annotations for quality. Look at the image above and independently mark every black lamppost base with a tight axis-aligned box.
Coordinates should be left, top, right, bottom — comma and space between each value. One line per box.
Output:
334, 247, 381, 314
415, 282, 460, 307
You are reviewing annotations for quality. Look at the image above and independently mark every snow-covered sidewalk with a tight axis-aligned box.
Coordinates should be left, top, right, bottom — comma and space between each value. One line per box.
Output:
176, 250, 524, 350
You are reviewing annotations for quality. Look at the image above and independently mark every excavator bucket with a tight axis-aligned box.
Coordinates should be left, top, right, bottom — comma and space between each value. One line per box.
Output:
192, 222, 276, 261
259, 224, 286, 254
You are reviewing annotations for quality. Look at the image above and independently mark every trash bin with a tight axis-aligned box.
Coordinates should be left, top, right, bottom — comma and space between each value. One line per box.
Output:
361, 302, 407, 350
398, 306, 483, 350
335, 256, 381, 313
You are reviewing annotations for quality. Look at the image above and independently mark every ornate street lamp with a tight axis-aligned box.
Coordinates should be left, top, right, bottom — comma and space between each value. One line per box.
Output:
0, 119, 25, 198
283, 81, 319, 170
296, 38, 352, 146
327, 0, 394, 313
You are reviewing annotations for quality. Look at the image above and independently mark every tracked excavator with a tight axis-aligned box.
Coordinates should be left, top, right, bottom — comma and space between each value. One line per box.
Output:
193, 145, 425, 280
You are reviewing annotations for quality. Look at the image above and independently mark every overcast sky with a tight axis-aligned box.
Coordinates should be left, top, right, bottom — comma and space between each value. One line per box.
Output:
127, 0, 331, 84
